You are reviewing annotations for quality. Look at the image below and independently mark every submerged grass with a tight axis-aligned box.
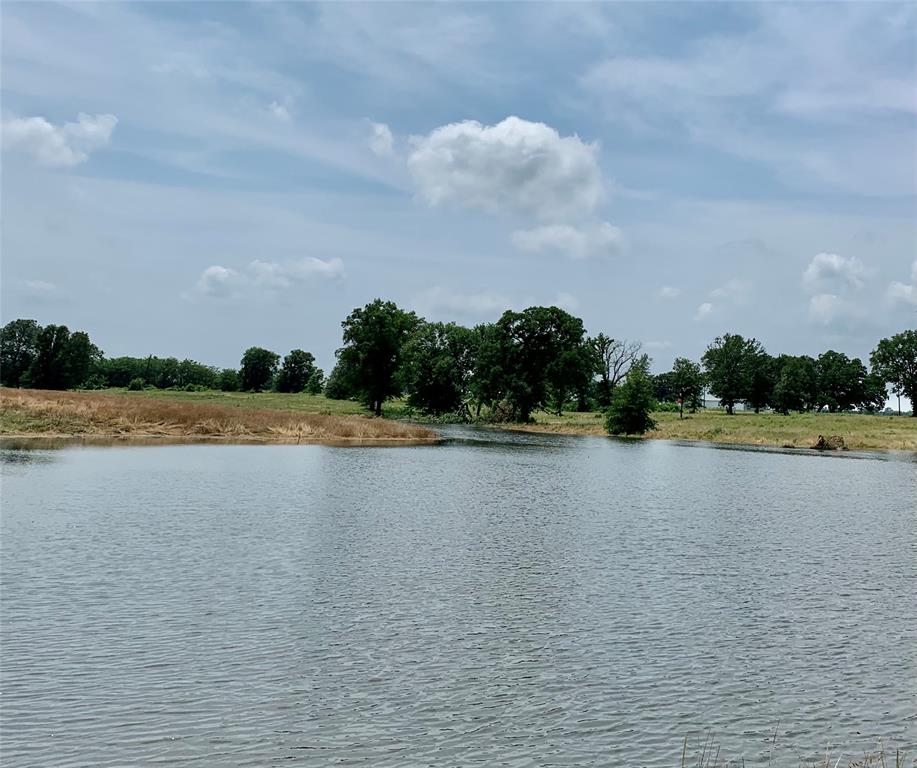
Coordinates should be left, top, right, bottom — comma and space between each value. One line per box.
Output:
0, 388, 436, 443
508, 409, 916, 452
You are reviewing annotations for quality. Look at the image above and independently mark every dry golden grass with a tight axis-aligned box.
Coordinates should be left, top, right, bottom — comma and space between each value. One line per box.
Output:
0, 388, 437, 444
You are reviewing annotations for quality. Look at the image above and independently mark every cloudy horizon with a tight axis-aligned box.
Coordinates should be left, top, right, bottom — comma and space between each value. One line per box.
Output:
2, 2, 915, 380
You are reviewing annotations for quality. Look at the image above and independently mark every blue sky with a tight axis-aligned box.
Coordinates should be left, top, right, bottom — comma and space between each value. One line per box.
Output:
2, 2, 915, 380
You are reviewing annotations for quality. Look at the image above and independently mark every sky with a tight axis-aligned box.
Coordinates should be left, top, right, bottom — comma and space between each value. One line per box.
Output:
2, 1, 916, 383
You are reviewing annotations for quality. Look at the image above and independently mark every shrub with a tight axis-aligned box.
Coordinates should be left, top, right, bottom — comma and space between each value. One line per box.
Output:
127, 377, 145, 391
605, 366, 657, 435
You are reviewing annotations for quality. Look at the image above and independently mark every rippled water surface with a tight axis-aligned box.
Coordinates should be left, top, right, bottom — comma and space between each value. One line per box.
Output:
2, 429, 915, 767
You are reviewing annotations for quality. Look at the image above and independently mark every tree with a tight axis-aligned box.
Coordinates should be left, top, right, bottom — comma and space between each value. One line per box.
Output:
815, 350, 869, 412
745, 351, 776, 413
218, 368, 241, 392
494, 306, 588, 422
1, 319, 41, 387
23, 325, 100, 390
468, 322, 509, 419
593, 334, 642, 408
401, 322, 476, 416
323, 362, 354, 400
336, 299, 420, 415
605, 358, 657, 435
305, 368, 325, 395
701, 333, 764, 414
670, 357, 704, 419
870, 330, 917, 416
240, 347, 280, 392
275, 349, 316, 393
771, 355, 818, 414
859, 372, 888, 413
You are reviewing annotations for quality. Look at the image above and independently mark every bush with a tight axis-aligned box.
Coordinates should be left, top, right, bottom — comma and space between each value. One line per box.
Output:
605, 366, 657, 435
654, 400, 681, 413
182, 383, 208, 392
127, 377, 145, 391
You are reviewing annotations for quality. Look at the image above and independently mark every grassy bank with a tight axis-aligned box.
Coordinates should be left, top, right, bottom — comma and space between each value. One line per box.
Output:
0, 389, 435, 444
2, 388, 913, 451
507, 408, 916, 451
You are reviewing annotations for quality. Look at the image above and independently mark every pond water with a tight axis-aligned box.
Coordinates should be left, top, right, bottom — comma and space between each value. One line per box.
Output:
2, 429, 915, 767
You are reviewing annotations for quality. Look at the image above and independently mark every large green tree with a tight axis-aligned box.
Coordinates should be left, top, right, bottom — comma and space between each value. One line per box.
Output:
605, 357, 657, 435
701, 333, 764, 414
401, 322, 476, 416
0, 319, 41, 387
815, 350, 869, 412
336, 299, 420, 415
771, 355, 818, 414
240, 347, 280, 392
494, 305, 588, 422
23, 325, 101, 390
870, 330, 917, 416
670, 357, 705, 419
274, 349, 316, 393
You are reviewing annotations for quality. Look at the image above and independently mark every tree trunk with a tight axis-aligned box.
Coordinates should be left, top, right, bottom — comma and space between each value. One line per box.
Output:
726, 403, 734, 415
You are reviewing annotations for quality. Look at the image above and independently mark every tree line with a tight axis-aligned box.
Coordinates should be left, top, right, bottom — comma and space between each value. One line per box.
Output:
2, 308, 915, 433
322, 300, 914, 429
0, 319, 324, 395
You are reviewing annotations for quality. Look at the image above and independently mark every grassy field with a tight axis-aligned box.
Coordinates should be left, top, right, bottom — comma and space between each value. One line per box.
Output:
2, 387, 913, 451
511, 408, 916, 451
0, 388, 435, 444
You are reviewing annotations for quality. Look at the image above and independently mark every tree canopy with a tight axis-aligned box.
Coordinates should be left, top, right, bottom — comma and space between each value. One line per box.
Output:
871, 330, 917, 416
240, 347, 280, 392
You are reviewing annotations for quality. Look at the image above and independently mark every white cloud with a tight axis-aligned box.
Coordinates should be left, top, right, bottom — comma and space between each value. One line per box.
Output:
887, 260, 917, 307
511, 222, 621, 259
807, 293, 844, 325
657, 286, 681, 299
1, 112, 117, 167
802, 252, 867, 293
250, 256, 345, 288
412, 286, 517, 319
268, 101, 291, 121
195, 265, 245, 298
694, 302, 714, 321
194, 257, 344, 298
710, 278, 750, 304
369, 121, 394, 156
18, 279, 59, 299
407, 116, 604, 220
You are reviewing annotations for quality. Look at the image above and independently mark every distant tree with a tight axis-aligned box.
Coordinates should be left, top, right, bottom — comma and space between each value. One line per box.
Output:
771, 355, 818, 414
305, 368, 325, 395
401, 322, 476, 416
275, 349, 316, 393
1, 319, 42, 387
745, 351, 777, 413
859, 372, 888, 413
870, 330, 917, 416
240, 347, 280, 392
652, 370, 678, 403
468, 322, 509, 419
177, 359, 219, 389
546, 332, 596, 416
605, 358, 657, 435
323, 362, 354, 400
218, 368, 241, 392
702, 333, 764, 414
494, 305, 588, 422
336, 299, 420, 415
813, 350, 868, 412
593, 334, 642, 408
670, 357, 705, 419
128, 377, 145, 391
21, 325, 101, 390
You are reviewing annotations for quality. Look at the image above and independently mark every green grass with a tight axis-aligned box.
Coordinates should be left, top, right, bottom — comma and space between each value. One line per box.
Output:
511, 408, 917, 451
116, 387, 370, 416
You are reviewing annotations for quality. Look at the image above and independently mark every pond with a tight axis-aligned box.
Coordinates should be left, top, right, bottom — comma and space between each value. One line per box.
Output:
2, 429, 915, 766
